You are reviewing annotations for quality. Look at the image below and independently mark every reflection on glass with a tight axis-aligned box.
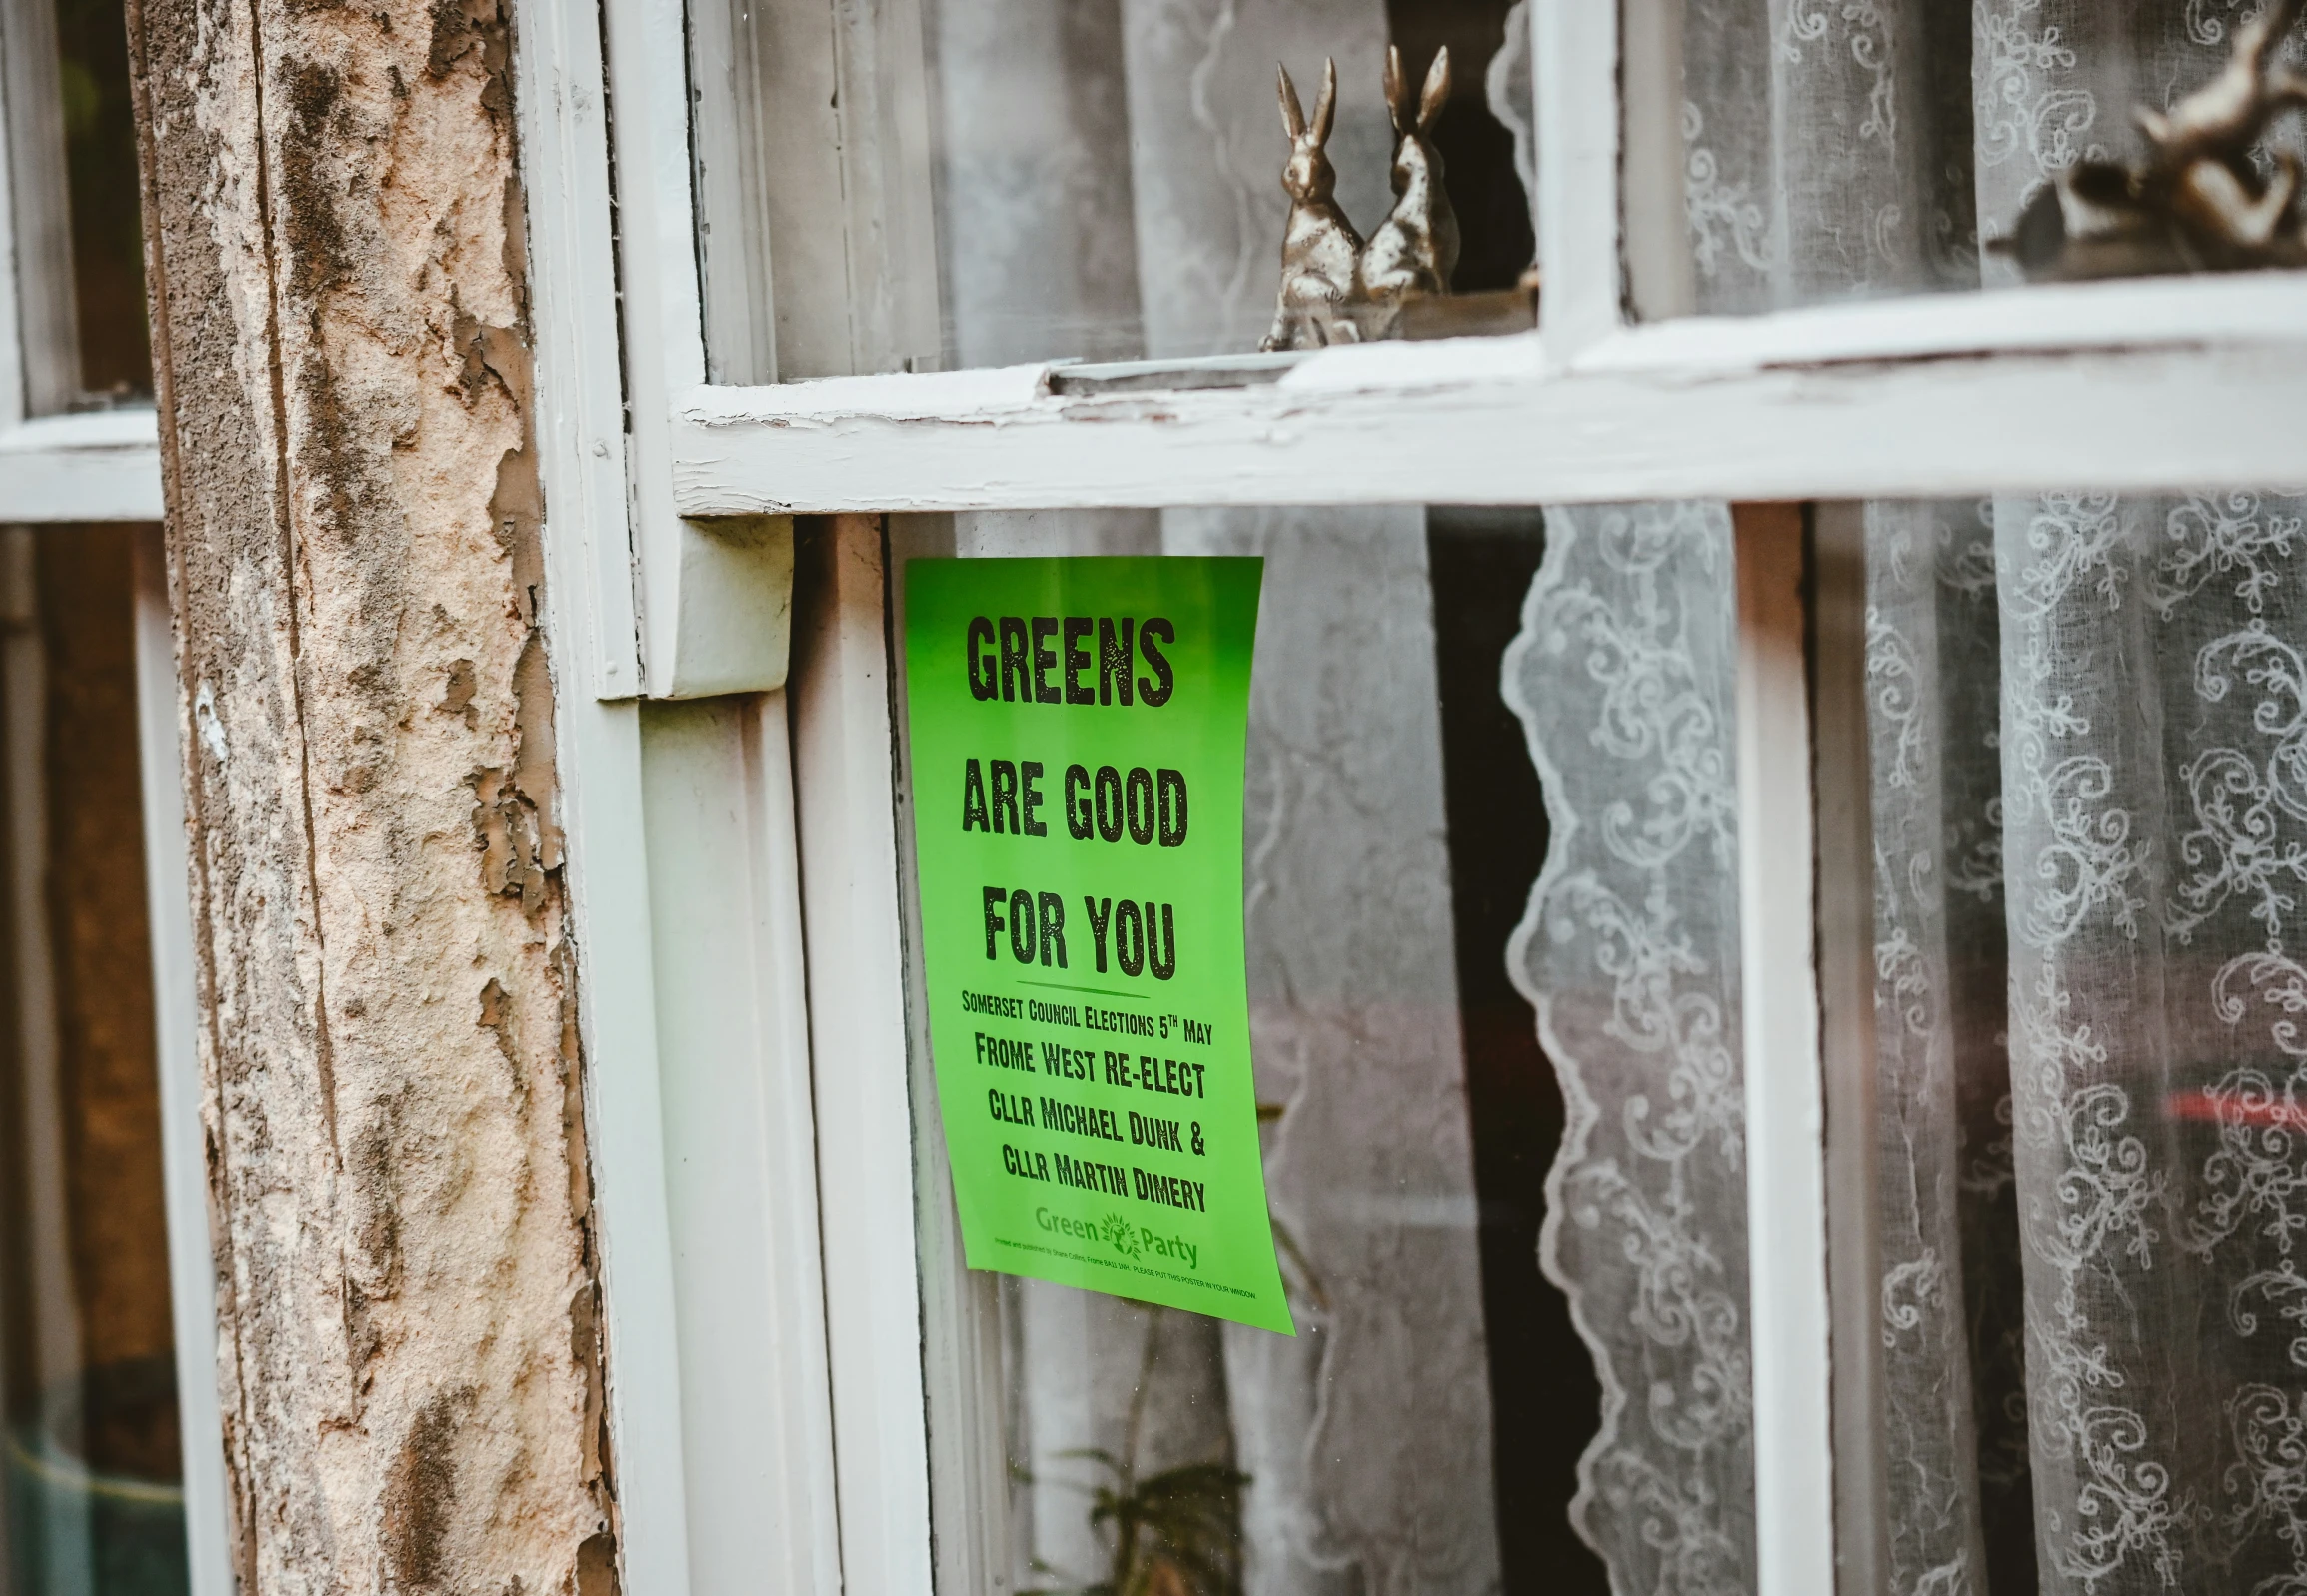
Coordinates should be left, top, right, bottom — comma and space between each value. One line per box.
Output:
1663, 3, 2307, 314
0, 527, 185, 1594
894, 506, 1604, 1596
55, 0, 151, 397
700, 0, 1538, 380
930, 0, 1536, 369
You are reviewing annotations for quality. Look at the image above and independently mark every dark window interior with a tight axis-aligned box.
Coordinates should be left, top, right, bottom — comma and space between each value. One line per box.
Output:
1430, 508, 1607, 1596
0, 527, 186, 1595
55, 0, 152, 397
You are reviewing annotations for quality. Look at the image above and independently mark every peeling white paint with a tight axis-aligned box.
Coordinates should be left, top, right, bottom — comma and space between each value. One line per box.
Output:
193, 680, 225, 761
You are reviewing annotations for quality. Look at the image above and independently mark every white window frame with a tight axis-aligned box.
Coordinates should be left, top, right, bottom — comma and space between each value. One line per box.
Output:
496, 0, 2307, 1592
0, 8, 226, 1593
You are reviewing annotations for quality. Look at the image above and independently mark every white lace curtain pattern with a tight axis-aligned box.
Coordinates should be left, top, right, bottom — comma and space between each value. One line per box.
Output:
1506, 501, 1756, 1596
1512, 5, 2307, 1595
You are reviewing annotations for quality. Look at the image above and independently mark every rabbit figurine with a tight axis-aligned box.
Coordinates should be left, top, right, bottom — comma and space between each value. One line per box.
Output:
1357, 45, 1460, 340
1991, 0, 2307, 277
2139, 0, 2307, 257
1260, 58, 1365, 352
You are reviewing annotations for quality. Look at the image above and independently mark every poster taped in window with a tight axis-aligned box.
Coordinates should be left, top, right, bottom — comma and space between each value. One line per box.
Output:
902, 556, 1292, 1335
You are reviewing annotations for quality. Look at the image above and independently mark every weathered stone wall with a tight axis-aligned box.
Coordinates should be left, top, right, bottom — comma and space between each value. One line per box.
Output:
123, 0, 615, 1585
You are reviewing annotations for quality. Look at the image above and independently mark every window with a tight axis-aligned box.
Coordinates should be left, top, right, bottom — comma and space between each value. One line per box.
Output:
0, 0, 221, 1588
0, 525, 177, 1596
1629, 2, 2307, 320
686, 0, 1539, 380
505, 0, 2307, 1591
884, 508, 1588, 1593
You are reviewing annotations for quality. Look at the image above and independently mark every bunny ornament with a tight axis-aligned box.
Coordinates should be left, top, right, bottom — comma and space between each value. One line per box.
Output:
1357, 45, 1460, 339
1996, 0, 2307, 278
1260, 58, 1365, 352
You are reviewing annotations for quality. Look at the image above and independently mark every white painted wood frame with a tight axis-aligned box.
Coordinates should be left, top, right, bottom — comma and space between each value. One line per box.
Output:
0, 0, 164, 528
1735, 504, 1838, 1596
786, 517, 938, 1596
0, 409, 165, 523
514, 0, 850, 1591
586, 0, 2307, 535
132, 531, 235, 1596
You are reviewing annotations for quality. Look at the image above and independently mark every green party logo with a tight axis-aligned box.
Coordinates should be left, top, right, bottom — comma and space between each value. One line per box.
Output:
1100, 1212, 1143, 1260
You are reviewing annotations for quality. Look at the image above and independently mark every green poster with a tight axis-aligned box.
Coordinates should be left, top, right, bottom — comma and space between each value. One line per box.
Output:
902, 556, 1291, 1335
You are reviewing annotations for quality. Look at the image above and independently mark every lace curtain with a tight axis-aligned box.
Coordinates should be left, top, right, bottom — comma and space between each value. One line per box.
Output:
1506, 500, 1756, 1595
1507, 5, 2307, 1594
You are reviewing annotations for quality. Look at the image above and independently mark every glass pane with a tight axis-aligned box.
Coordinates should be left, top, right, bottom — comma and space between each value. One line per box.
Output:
54, 0, 150, 398
2, 0, 153, 408
1812, 486, 2307, 1596
0, 526, 187, 1595
694, 0, 1539, 381
882, 502, 1761, 1596
1639, 2, 2307, 317
879, 479, 2307, 1596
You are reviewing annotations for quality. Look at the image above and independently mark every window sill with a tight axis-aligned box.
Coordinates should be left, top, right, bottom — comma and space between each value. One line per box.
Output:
669, 271, 2307, 515
0, 407, 164, 522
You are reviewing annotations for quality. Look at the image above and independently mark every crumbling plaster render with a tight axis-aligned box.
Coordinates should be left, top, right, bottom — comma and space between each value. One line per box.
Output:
126, 0, 614, 1586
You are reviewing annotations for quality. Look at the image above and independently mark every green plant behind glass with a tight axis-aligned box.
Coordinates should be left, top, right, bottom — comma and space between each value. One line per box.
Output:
1022, 1307, 1246, 1596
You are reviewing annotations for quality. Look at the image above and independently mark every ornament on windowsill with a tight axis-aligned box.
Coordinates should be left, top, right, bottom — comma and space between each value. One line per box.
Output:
1992, 0, 2307, 282
1259, 56, 1362, 351
1357, 46, 1462, 341
1259, 48, 1469, 351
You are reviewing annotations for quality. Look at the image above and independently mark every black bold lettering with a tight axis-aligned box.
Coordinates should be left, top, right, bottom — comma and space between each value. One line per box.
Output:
1021, 761, 1048, 837
983, 887, 1007, 960
991, 760, 1020, 834
1063, 618, 1095, 704
1157, 769, 1187, 846
1148, 902, 1175, 980
1085, 896, 1113, 973
1065, 765, 1093, 840
1126, 768, 1155, 845
1115, 899, 1145, 977
967, 617, 998, 701
1099, 618, 1135, 707
1095, 766, 1124, 842
1010, 889, 1036, 964
1037, 892, 1068, 968
962, 760, 990, 833
999, 617, 1030, 702
1139, 618, 1175, 706
1031, 617, 1061, 703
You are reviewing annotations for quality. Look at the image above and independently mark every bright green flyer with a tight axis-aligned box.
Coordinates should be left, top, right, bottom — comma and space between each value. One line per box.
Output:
902, 556, 1290, 1335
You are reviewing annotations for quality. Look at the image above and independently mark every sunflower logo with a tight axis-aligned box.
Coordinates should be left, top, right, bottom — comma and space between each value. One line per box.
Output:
1100, 1212, 1142, 1260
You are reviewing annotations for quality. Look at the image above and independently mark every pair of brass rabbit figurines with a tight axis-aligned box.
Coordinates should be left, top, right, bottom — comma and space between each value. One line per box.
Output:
1261, 48, 1461, 351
